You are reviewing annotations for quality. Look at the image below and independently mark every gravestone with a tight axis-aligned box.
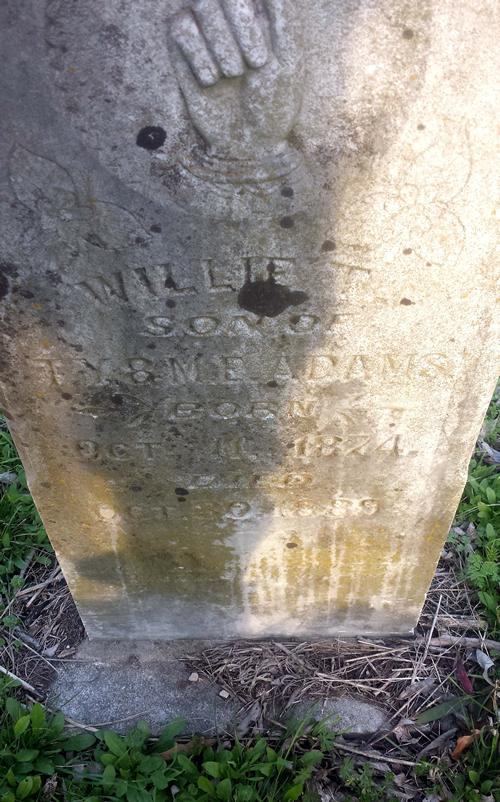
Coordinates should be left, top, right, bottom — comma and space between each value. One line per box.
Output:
0, 0, 498, 639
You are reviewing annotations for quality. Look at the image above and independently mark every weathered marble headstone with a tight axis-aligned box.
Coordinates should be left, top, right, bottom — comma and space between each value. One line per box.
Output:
0, 0, 498, 639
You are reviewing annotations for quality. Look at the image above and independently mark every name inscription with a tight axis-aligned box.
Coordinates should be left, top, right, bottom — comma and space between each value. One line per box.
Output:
29, 351, 453, 389
74, 255, 372, 306
124, 352, 452, 386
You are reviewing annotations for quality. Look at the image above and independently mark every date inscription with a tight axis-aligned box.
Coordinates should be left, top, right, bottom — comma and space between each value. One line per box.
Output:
125, 496, 379, 521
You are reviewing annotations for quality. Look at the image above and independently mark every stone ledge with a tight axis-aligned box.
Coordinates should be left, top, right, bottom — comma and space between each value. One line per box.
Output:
49, 639, 388, 737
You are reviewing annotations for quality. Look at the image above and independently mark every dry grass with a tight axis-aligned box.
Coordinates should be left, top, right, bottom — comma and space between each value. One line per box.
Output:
184, 554, 498, 767
0, 538, 497, 776
0, 554, 84, 695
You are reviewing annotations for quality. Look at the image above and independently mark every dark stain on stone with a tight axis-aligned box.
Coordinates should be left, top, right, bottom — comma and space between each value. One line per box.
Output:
146, 342, 157, 350
136, 126, 166, 150
111, 394, 124, 406
84, 232, 106, 249
0, 273, 9, 301
402, 27, 414, 39
177, 497, 186, 503
400, 297, 415, 305
57, 320, 66, 327
286, 129, 305, 152
61, 392, 73, 400
280, 216, 294, 229
281, 186, 294, 198
166, 299, 176, 309
159, 163, 183, 192
45, 270, 62, 285
321, 239, 336, 252
19, 289, 34, 299
403, 248, 412, 255
130, 484, 142, 492
100, 23, 128, 47
286, 542, 298, 549
175, 487, 189, 496
417, 123, 426, 130
150, 224, 162, 233
165, 275, 177, 290
267, 380, 278, 388
238, 261, 308, 318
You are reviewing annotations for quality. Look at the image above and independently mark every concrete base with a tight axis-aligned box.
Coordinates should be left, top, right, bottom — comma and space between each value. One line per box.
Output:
49, 639, 388, 737
49, 639, 239, 734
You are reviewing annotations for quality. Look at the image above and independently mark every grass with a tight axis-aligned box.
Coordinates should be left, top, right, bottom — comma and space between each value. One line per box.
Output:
0, 385, 499, 800
450, 384, 500, 636
0, 681, 327, 801
416, 727, 500, 802
0, 423, 52, 634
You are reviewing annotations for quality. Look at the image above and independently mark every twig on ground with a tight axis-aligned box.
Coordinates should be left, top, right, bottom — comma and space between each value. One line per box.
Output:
417, 635, 500, 651
333, 741, 417, 767
0, 663, 41, 695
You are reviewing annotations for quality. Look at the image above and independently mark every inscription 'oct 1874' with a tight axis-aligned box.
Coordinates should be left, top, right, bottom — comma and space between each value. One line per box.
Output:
77, 431, 416, 463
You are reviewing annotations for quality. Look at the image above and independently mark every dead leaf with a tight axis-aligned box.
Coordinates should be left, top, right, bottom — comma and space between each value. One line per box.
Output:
188, 672, 199, 682
398, 677, 436, 700
455, 659, 474, 695
0, 471, 17, 484
475, 649, 495, 684
451, 732, 479, 760
477, 438, 500, 464
41, 776, 58, 800
417, 728, 457, 760
393, 721, 414, 743
160, 737, 215, 761
236, 701, 263, 737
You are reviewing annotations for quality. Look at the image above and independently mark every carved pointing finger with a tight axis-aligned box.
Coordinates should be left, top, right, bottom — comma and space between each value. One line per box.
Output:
264, 0, 298, 64
221, 0, 269, 69
193, 0, 246, 79
170, 10, 220, 87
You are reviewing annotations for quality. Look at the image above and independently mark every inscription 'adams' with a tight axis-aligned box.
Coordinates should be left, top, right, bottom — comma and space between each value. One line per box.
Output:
120, 352, 453, 386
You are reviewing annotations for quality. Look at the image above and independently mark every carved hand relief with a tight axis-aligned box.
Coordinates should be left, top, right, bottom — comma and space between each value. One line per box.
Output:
165, 0, 304, 202
41, 0, 432, 222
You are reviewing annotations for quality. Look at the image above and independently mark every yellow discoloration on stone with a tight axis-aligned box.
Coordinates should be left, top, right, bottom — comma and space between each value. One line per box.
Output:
1, 0, 498, 640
